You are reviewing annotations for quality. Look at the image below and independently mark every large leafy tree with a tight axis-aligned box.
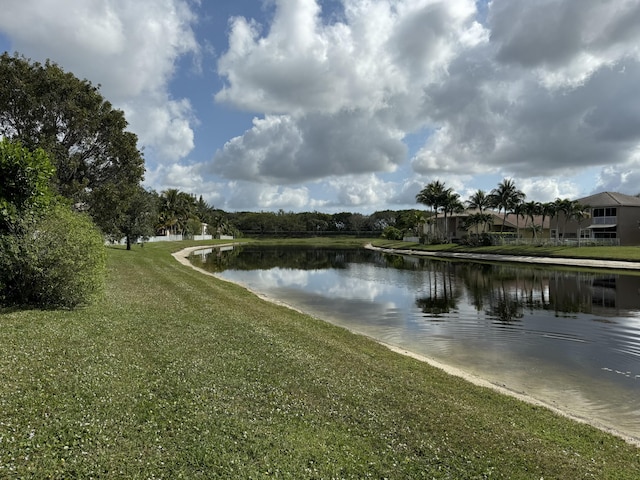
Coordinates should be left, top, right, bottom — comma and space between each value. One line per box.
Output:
0, 53, 145, 234
0, 139, 55, 231
119, 187, 158, 249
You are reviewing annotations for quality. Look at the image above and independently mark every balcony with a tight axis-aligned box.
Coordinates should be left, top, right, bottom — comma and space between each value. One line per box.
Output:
591, 216, 617, 226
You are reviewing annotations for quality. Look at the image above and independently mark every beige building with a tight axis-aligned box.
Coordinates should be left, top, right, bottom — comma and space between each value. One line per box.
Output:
425, 209, 551, 242
562, 192, 640, 246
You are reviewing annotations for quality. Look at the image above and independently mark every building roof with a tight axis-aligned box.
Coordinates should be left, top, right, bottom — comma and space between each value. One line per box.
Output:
442, 209, 551, 229
577, 191, 640, 207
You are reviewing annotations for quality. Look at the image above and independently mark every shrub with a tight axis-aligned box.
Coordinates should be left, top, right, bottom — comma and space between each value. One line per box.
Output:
0, 139, 55, 231
381, 226, 404, 240
460, 233, 494, 247
0, 203, 106, 308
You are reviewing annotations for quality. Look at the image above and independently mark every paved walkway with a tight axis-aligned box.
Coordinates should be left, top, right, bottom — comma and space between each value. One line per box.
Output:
366, 244, 640, 271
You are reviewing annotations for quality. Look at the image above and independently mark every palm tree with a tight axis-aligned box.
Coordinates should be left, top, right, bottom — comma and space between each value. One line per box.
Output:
466, 189, 491, 213
513, 202, 526, 240
564, 201, 590, 241
540, 201, 555, 241
416, 180, 450, 240
553, 198, 573, 241
158, 188, 198, 235
570, 202, 590, 244
442, 191, 464, 241
489, 179, 525, 233
522, 201, 542, 240
463, 212, 494, 236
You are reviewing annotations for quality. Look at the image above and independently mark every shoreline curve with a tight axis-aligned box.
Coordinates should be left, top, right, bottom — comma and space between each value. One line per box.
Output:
172, 244, 640, 447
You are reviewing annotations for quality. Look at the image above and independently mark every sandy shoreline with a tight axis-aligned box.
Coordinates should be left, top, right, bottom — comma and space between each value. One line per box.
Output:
172, 245, 640, 447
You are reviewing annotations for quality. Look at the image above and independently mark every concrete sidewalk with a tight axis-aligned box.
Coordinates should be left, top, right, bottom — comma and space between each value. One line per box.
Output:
366, 244, 640, 271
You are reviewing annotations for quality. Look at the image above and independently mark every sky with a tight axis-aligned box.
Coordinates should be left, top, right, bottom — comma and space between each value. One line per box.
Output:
1, 0, 640, 214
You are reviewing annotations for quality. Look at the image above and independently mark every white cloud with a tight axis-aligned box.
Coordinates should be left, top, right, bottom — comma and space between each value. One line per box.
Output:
210, 111, 406, 183
3, 0, 640, 213
328, 174, 395, 207
144, 162, 227, 208
225, 182, 312, 211
595, 147, 640, 196
212, 0, 481, 186
516, 178, 582, 203
0, 0, 199, 163
489, 0, 640, 88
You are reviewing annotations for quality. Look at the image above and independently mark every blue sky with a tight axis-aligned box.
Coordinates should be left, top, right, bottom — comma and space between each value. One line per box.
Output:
2, 0, 640, 213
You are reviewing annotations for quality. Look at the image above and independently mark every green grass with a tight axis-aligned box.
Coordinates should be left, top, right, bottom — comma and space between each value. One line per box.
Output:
1, 240, 639, 478
372, 239, 640, 262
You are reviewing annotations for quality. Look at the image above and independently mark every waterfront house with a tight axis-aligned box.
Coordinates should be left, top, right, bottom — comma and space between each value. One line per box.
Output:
561, 192, 640, 246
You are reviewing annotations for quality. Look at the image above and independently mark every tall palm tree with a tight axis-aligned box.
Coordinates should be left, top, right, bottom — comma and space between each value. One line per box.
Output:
522, 201, 542, 240
553, 198, 573, 241
466, 189, 491, 213
540, 201, 555, 241
158, 188, 198, 235
466, 189, 495, 236
570, 202, 590, 244
489, 179, 525, 233
416, 180, 450, 240
442, 191, 464, 240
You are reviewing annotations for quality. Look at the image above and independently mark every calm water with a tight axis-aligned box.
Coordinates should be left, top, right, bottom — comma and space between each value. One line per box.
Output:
190, 245, 640, 441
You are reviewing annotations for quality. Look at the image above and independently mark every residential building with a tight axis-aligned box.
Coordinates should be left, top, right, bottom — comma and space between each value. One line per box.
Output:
424, 209, 551, 242
562, 192, 640, 246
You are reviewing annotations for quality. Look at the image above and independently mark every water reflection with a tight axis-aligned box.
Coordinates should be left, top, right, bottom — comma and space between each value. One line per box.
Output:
190, 245, 640, 440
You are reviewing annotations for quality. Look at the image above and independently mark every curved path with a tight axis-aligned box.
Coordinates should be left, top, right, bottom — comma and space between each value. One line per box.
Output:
173, 244, 640, 447
366, 243, 640, 270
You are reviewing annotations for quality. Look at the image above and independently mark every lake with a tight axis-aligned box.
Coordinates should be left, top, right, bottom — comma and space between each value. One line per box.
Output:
190, 245, 640, 441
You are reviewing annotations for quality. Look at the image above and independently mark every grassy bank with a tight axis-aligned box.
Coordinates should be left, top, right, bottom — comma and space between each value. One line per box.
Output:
1, 241, 638, 478
371, 239, 640, 262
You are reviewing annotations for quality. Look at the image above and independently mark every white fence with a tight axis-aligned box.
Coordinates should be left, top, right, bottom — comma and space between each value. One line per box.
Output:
497, 237, 620, 247
108, 234, 228, 245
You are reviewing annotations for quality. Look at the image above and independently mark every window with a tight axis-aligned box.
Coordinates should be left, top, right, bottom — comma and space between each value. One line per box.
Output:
592, 207, 617, 217
594, 226, 617, 239
591, 207, 616, 225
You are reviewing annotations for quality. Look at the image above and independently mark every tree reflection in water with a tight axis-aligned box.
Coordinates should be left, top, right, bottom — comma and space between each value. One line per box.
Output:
193, 245, 640, 319
415, 261, 460, 319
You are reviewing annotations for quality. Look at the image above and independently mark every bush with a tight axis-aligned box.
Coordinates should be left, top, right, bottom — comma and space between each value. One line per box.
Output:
460, 233, 494, 247
381, 226, 404, 240
0, 203, 106, 308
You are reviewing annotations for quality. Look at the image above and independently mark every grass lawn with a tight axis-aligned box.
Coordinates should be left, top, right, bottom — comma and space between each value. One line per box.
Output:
1, 240, 639, 478
371, 239, 640, 263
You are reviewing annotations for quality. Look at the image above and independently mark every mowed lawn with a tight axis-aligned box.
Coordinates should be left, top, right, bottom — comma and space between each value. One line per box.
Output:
0, 241, 638, 479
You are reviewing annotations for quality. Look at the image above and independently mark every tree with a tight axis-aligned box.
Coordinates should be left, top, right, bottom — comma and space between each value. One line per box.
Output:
442, 191, 464, 240
0, 140, 105, 308
0, 53, 145, 233
466, 190, 493, 236
119, 187, 158, 249
562, 200, 590, 241
540, 201, 556, 240
466, 189, 491, 213
416, 180, 450, 240
0, 139, 55, 232
522, 201, 542, 240
553, 198, 573, 240
157, 189, 198, 235
489, 179, 525, 233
